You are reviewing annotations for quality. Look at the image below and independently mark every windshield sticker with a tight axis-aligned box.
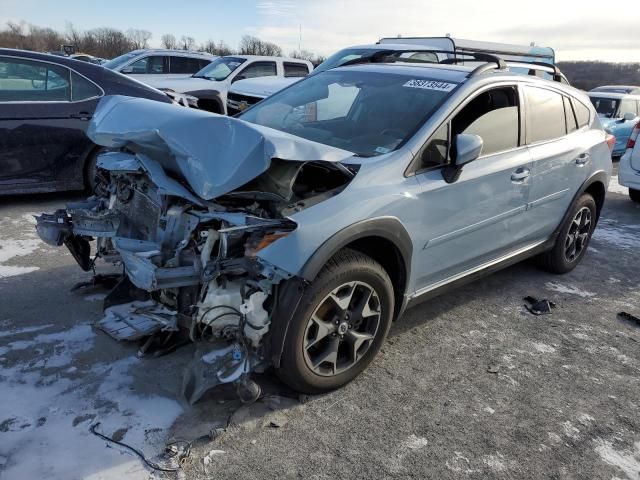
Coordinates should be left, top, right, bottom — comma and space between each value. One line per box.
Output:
375, 146, 391, 154
403, 79, 457, 92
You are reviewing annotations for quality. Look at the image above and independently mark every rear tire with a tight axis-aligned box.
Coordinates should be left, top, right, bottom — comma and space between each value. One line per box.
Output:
275, 248, 394, 394
537, 193, 597, 274
630, 188, 640, 203
84, 148, 108, 195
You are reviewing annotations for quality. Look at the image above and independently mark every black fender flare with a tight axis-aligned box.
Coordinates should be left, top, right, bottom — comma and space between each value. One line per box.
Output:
268, 217, 413, 368
551, 170, 608, 240
184, 89, 223, 113
299, 216, 413, 283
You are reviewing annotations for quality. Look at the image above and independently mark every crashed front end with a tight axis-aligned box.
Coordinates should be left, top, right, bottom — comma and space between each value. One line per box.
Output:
36, 96, 356, 403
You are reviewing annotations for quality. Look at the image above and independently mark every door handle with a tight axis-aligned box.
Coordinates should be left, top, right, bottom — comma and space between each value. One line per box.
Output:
70, 112, 91, 121
511, 167, 530, 182
575, 153, 590, 165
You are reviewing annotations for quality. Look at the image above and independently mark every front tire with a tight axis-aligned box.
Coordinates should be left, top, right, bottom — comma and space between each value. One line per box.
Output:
276, 249, 394, 394
537, 193, 597, 274
630, 188, 640, 203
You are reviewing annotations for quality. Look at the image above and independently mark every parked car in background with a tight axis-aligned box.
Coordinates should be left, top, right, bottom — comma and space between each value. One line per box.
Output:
587, 90, 640, 157
226, 44, 441, 115
153, 55, 312, 114
591, 85, 640, 95
226, 38, 567, 115
619, 121, 640, 202
102, 49, 216, 88
0, 48, 173, 195
70, 53, 105, 65
37, 53, 611, 401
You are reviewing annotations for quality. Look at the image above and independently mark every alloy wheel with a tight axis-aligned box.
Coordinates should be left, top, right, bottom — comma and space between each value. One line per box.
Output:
564, 206, 592, 262
303, 281, 381, 377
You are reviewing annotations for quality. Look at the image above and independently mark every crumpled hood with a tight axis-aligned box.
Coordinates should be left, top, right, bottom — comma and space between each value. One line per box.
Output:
87, 95, 354, 200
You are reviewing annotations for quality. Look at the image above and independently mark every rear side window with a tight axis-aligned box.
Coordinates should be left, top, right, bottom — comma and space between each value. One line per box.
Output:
524, 86, 566, 143
571, 98, 591, 128
563, 96, 578, 133
71, 71, 102, 101
0, 57, 70, 102
284, 62, 309, 77
169, 56, 202, 74
129, 56, 166, 74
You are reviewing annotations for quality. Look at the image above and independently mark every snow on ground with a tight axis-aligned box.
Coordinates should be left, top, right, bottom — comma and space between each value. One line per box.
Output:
608, 176, 629, 196
544, 282, 596, 298
592, 218, 640, 250
0, 321, 183, 479
0, 214, 41, 278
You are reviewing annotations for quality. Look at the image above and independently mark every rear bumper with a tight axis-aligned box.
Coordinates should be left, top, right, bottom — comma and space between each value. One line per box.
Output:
619, 151, 640, 190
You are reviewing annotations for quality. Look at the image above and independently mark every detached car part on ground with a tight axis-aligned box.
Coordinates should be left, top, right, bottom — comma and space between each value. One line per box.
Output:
37, 59, 611, 403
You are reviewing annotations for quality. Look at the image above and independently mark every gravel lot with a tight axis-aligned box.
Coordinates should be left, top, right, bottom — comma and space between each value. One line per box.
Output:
0, 171, 639, 480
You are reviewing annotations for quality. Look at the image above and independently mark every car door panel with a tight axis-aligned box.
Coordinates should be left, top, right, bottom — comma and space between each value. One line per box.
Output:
412, 147, 532, 290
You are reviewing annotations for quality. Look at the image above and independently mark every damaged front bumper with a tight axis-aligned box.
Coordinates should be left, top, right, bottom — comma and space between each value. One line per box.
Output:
36, 152, 297, 403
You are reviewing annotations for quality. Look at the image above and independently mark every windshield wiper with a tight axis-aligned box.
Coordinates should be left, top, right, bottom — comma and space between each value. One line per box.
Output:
191, 75, 211, 80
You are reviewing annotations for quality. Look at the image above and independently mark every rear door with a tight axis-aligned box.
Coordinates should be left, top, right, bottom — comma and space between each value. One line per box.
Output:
0, 56, 96, 190
411, 84, 534, 290
524, 85, 589, 239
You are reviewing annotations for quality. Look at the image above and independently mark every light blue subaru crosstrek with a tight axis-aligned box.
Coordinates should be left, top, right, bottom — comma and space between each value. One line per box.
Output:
37, 54, 613, 401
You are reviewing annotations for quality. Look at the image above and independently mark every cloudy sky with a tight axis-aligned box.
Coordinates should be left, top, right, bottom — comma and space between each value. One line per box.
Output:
2, 0, 639, 61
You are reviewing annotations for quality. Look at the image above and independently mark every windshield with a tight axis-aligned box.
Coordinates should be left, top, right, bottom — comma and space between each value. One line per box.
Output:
103, 53, 138, 70
239, 69, 455, 157
314, 48, 438, 74
193, 57, 246, 80
590, 97, 620, 118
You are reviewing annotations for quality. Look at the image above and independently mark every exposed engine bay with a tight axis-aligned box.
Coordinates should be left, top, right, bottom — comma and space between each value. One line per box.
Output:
35, 96, 357, 403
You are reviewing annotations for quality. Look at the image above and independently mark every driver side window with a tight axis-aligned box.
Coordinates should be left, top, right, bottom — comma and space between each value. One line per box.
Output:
413, 86, 520, 173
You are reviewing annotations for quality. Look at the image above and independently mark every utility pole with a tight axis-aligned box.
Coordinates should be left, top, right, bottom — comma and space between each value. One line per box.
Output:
299, 24, 301, 52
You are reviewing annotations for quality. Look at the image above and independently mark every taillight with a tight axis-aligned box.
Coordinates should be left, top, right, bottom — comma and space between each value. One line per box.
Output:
627, 122, 640, 149
606, 133, 616, 152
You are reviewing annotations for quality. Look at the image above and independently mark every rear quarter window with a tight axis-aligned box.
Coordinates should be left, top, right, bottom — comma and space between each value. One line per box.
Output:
571, 98, 591, 128
524, 86, 566, 143
71, 71, 102, 101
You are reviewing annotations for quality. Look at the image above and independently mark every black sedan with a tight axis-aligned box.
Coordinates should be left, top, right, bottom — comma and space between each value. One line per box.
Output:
0, 48, 173, 195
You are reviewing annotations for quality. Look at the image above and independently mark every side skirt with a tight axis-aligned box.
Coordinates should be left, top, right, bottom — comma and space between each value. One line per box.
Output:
403, 238, 555, 312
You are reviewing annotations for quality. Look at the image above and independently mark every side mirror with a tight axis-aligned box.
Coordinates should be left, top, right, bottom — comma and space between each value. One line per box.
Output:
443, 134, 483, 183
120, 66, 133, 74
454, 133, 483, 166
622, 112, 636, 122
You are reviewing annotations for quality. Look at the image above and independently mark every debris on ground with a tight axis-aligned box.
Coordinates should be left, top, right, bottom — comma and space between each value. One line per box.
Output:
487, 364, 500, 374
524, 296, 557, 315
618, 311, 640, 327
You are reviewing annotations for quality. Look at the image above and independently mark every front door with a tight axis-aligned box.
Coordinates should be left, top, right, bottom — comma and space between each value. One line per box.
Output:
411, 85, 534, 292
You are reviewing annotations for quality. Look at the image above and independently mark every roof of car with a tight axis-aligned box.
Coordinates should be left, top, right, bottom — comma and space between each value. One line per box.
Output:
587, 91, 640, 100
336, 43, 451, 52
222, 54, 312, 64
591, 85, 640, 94
0, 48, 108, 71
126, 49, 215, 57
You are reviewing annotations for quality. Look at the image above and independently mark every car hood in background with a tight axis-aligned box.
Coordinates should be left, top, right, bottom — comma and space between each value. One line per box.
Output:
231, 76, 304, 98
87, 95, 354, 200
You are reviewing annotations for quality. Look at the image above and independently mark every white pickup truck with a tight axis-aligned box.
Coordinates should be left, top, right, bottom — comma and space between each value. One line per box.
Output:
150, 55, 312, 114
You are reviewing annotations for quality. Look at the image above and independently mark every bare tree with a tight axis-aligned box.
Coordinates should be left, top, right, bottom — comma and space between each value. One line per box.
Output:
160, 33, 177, 49
200, 39, 234, 56
238, 35, 282, 56
127, 29, 152, 50
180, 35, 196, 51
